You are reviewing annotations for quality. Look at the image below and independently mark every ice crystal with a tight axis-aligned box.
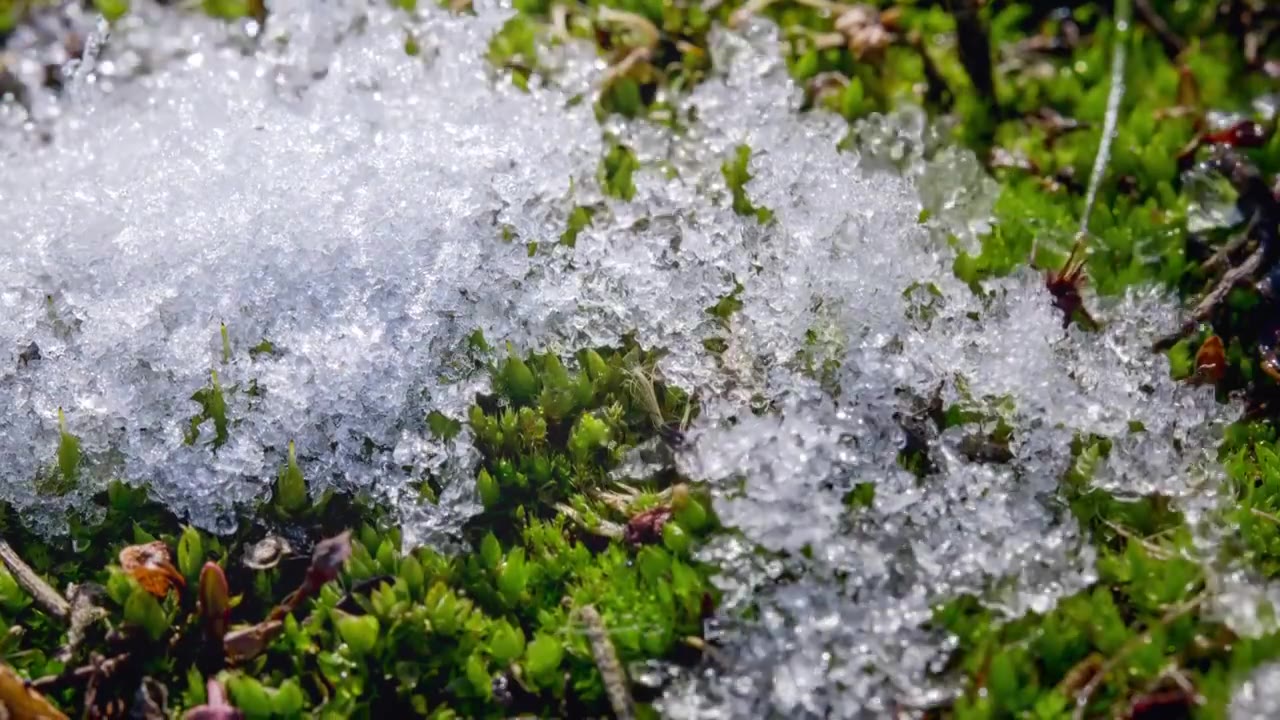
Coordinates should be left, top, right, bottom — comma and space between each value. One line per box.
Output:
0, 1, 1241, 714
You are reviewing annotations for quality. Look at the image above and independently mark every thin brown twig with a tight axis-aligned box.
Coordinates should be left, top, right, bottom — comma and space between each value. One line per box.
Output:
57, 583, 109, 663
602, 45, 652, 87
1199, 221, 1256, 274
1071, 592, 1204, 720
596, 7, 660, 50
1099, 519, 1174, 560
1133, 0, 1186, 60
1152, 246, 1266, 351
0, 539, 69, 619
30, 651, 132, 693
574, 604, 634, 720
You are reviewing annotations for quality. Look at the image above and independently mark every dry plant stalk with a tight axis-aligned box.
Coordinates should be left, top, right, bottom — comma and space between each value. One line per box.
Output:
574, 604, 635, 720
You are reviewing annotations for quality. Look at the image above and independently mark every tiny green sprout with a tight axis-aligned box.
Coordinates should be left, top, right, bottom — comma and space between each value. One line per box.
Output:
476, 467, 500, 509
56, 407, 81, 489
427, 410, 463, 441
523, 633, 564, 688
177, 526, 204, 583
568, 412, 613, 462
123, 585, 170, 641
220, 322, 231, 364
94, 0, 129, 21
488, 619, 526, 665
404, 30, 421, 57
225, 675, 274, 717
334, 610, 380, 657
561, 205, 594, 247
843, 482, 875, 511
467, 329, 492, 355
248, 338, 275, 357
582, 348, 610, 382
275, 440, 308, 515
721, 145, 773, 224
706, 281, 744, 328
201, 0, 251, 20
600, 142, 639, 201
186, 370, 230, 448
498, 348, 539, 406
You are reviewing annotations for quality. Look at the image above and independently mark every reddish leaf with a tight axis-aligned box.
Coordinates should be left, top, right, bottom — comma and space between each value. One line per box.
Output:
198, 562, 230, 644
624, 507, 673, 546
119, 541, 186, 598
1193, 335, 1227, 384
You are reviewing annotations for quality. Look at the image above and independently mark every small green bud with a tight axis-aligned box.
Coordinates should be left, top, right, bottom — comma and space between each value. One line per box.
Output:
583, 349, 609, 382
226, 675, 274, 718
480, 533, 502, 570
662, 522, 690, 555
477, 467, 500, 508
500, 354, 538, 405
335, 611, 380, 656
276, 440, 308, 514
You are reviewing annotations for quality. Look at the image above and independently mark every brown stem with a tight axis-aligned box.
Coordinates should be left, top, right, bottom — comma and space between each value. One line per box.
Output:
0, 539, 69, 620
56, 583, 109, 663
602, 45, 653, 87
29, 652, 132, 693
949, 0, 997, 106
575, 604, 634, 720
1198, 223, 1255, 275
1152, 246, 1266, 351
595, 7, 660, 51
1134, 0, 1186, 61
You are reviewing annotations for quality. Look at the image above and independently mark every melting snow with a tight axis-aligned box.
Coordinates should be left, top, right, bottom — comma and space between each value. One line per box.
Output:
0, 0, 1246, 715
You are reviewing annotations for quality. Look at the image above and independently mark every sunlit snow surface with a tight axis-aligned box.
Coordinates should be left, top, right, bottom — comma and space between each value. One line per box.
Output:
0, 0, 1253, 715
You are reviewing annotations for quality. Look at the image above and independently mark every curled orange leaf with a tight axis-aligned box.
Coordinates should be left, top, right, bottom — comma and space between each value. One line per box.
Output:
1193, 335, 1227, 385
0, 661, 67, 719
119, 540, 186, 598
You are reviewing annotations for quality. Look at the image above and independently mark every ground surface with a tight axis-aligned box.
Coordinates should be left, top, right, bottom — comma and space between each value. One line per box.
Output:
1, 0, 1279, 718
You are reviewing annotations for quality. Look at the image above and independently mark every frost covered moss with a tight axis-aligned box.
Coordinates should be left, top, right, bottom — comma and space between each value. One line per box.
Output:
931, 437, 1280, 719
481, 0, 1273, 299
932, 543, 1280, 719
0, 344, 716, 717
2, 0, 1280, 716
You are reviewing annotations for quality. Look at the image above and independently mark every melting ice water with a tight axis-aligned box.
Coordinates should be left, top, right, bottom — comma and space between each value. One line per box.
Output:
0, 0, 1254, 714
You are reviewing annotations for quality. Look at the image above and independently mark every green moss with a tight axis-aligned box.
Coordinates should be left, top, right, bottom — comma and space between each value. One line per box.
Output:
600, 141, 640, 201
933, 442, 1279, 719
721, 145, 774, 224
933, 537, 1280, 719
1221, 424, 1280, 580
0, 342, 715, 717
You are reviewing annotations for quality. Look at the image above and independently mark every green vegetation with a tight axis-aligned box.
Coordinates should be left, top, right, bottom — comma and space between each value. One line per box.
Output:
0, 343, 715, 716
3, 0, 1280, 716
930, 429, 1280, 719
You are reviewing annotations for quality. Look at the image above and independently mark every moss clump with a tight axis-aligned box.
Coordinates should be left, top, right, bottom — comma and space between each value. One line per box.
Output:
931, 433, 1280, 718
721, 144, 775, 224
1221, 422, 1280, 580
0, 342, 715, 718
485, 0, 715, 119
932, 540, 1280, 719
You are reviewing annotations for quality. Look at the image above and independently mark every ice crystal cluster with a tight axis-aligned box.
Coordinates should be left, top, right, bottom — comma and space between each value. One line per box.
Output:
0, 0, 1246, 715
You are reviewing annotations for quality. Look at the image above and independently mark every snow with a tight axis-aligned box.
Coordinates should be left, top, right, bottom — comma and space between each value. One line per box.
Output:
0, 0, 1246, 714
